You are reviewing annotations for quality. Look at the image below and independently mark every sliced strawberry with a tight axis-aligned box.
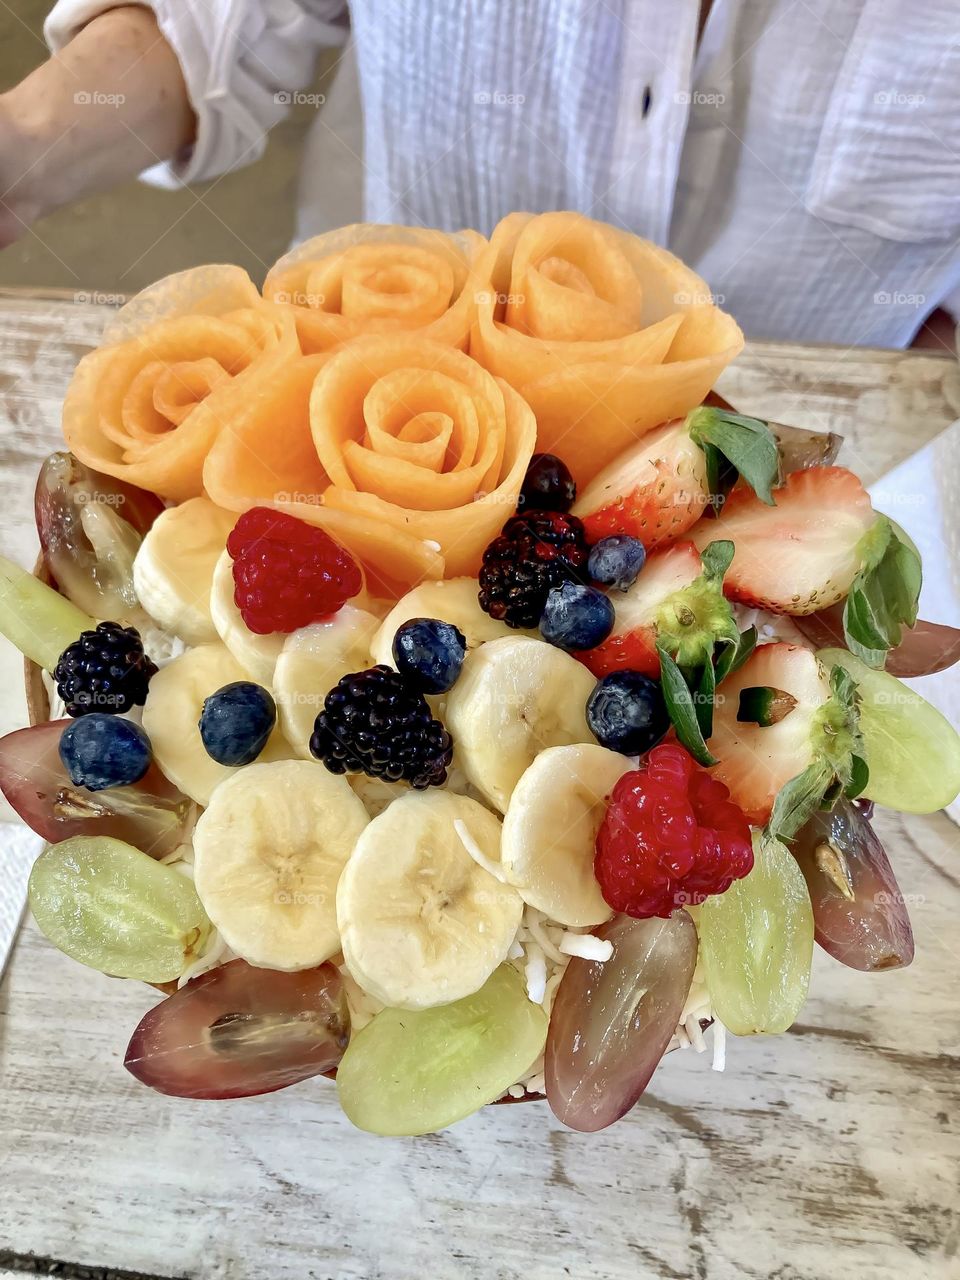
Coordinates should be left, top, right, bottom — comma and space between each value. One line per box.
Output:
709, 643, 832, 824
693, 467, 876, 615
572, 419, 710, 550
579, 540, 741, 678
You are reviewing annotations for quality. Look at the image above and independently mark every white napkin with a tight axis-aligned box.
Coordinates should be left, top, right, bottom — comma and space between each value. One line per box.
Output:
0, 821, 43, 980
868, 418, 960, 823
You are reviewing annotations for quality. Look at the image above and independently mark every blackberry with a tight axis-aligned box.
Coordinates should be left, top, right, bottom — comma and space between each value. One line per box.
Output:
478, 509, 590, 629
54, 621, 157, 718
310, 665, 453, 789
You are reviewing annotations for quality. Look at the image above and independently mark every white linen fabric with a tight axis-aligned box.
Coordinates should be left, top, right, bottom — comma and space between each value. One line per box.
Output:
45, 0, 960, 344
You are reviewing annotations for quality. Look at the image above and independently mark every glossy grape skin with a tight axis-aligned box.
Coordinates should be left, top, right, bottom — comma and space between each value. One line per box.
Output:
820, 648, 960, 813
125, 959, 349, 1099
790, 800, 914, 972
337, 965, 547, 1135
794, 608, 960, 678
0, 554, 95, 671
769, 421, 842, 473
35, 452, 163, 619
28, 836, 210, 982
698, 833, 813, 1036
0, 719, 195, 859
545, 911, 698, 1132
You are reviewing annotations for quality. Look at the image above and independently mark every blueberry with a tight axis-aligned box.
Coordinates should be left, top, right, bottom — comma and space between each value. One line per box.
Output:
588, 535, 646, 592
58, 714, 152, 791
586, 671, 670, 755
519, 453, 577, 512
539, 582, 615, 651
199, 682, 277, 766
392, 618, 467, 693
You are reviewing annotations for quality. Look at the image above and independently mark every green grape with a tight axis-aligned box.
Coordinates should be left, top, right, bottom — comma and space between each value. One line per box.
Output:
699, 832, 813, 1035
0, 554, 95, 671
337, 965, 547, 1135
28, 836, 211, 982
820, 647, 960, 814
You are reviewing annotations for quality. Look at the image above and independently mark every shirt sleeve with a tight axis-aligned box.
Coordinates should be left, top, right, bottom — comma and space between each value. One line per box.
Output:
44, 0, 350, 187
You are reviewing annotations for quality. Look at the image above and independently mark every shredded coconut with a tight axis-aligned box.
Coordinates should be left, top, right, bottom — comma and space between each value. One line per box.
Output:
177, 928, 233, 988
712, 1020, 727, 1072
558, 933, 614, 962
453, 818, 508, 882
524, 943, 547, 1004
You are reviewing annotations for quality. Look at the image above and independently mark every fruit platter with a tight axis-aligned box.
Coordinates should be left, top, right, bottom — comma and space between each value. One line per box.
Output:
1, 211, 959, 1137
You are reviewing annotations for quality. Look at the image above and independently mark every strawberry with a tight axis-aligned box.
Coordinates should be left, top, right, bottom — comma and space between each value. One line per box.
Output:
708, 642, 862, 826
572, 418, 710, 550
693, 467, 876, 616
580, 540, 738, 678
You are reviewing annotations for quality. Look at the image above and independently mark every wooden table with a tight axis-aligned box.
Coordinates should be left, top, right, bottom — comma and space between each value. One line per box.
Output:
1, 292, 959, 1280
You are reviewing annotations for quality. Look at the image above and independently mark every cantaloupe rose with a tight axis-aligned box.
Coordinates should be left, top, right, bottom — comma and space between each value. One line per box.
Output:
263, 224, 492, 354
203, 334, 537, 597
62, 266, 300, 503
470, 212, 743, 484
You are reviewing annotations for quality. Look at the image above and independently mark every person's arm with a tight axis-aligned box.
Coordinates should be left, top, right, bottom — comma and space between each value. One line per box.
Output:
0, 5, 194, 246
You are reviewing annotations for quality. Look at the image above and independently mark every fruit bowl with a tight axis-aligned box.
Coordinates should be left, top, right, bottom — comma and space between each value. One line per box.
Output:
3, 212, 960, 1137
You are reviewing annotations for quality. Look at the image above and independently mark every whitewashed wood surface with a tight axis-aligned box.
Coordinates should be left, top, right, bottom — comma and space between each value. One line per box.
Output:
0, 291, 959, 1280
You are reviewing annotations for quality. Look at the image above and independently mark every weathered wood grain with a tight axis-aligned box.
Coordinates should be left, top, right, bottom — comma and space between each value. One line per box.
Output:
0, 293, 958, 1280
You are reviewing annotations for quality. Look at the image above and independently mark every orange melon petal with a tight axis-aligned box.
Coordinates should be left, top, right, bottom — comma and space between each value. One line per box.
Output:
264, 224, 494, 354
469, 211, 743, 484
64, 302, 300, 504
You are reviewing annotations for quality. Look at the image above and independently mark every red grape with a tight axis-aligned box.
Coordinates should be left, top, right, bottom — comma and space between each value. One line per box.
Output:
124, 959, 349, 1098
770, 421, 842, 473
789, 799, 914, 971
35, 452, 163, 617
793, 605, 960, 678
0, 719, 195, 859
545, 911, 698, 1132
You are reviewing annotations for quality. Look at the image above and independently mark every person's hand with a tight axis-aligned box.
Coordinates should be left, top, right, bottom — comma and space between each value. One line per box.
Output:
0, 6, 195, 249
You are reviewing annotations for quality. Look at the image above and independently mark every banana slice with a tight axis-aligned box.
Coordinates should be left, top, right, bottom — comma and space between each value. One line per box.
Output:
347, 773, 410, 817
209, 549, 285, 685
141, 643, 290, 804
369, 577, 534, 668
445, 637, 597, 812
133, 497, 235, 645
273, 606, 380, 758
193, 759, 369, 970
337, 790, 523, 1009
502, 744, 630, 926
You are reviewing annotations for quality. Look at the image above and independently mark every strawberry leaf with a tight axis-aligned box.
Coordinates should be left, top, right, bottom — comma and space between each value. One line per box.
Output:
696, 659, 716, 739
699, 539, 735, 581
657, 642, 717, 766
843, 516, 922, 668
767, 760, 834, 842
844, 754, 870, 800
687, 407, 782, 507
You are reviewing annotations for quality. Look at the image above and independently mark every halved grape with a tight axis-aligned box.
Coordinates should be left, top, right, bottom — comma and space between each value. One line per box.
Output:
337, 965, 547, 1135
698, 832, 813, 1035
0, 554, 95, 671
28, 835, 211, 982
795, 607, 960, 678
545, 911, 698, 1132
790, 799, 913, 972
125, 959, 349, 1098
35, 452, 163, 618
770, 421, 842, 473
820, 647, 960, 813
0, 720, 195, 858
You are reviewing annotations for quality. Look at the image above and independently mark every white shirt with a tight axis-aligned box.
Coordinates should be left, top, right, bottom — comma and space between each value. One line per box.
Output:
46, 0, 960, 347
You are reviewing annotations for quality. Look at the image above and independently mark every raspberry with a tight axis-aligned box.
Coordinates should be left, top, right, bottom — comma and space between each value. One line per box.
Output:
594, 744, 753, 919
227, 508, 362, 634
478, 509, 590, 629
